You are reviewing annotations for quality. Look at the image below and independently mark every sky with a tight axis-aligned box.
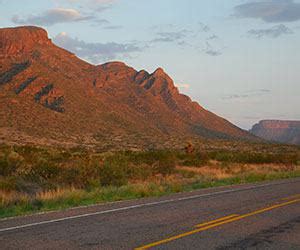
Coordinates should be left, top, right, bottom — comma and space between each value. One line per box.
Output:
0, 0, 299, 129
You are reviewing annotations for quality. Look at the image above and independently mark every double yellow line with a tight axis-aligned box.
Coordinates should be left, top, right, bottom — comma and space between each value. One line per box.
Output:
135, 197, 300, 249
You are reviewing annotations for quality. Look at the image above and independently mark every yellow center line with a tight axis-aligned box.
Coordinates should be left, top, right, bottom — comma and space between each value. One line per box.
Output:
281, 194, 300, 201
135, 198, 300, 250
195, 214, 239, 228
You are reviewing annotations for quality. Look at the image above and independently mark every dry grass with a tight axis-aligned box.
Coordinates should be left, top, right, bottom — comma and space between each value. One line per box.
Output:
0, 190, 29, 207
177, 163, 300, 180
36, 187, 79, 201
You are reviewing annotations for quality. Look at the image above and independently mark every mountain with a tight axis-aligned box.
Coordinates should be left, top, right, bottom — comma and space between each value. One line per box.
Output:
0, 26, 254, 150
250, 120, 300, 145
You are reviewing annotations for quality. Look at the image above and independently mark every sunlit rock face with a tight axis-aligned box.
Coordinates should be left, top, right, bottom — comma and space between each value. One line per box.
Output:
0, 25, 254, 149
0, 26, 51, 55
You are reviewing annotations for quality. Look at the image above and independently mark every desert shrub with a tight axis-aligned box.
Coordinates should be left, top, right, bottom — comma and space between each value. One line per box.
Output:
70, 160, 102, 188
0, 151, 24, 176
123, 150, 173, 165
0, 177, 17, 191
60, 167, 80, 186
208, 151, 298, 165
28, 157, 60, 182
176, 169, 196, 178
0, 157, 9, 176
126, 164, 153, 181
109, 151, 176, 177
152, 152, 176, 176
100, 156, 129, 186
181, 152, 209, 167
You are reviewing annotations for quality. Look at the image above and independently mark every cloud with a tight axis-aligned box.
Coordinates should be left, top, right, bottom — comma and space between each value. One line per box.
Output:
205, 49, 222, 56
12, 8, 98, 26
91, 0, 114, 3
234, 0, 300, 23
222, 89, 271, 100
175, 83, 190, 90
151, 30, 189, 43
66, 0, 116, 12
204, 42, 222, 56
103, 25, 123, 30
248, 24, 293, 38
206, 34, 219, 40
199, 22, 210, 32
53, 32, 142, 63
66, 0, 115, 4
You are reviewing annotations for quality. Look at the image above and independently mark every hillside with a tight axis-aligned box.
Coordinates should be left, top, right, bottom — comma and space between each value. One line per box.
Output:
0, 26, 254, 150
250, 120, 300, 145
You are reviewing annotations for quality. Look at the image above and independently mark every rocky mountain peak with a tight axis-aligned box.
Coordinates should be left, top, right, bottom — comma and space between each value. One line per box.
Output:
153, 67, 168, 77
0, 26, 51, 55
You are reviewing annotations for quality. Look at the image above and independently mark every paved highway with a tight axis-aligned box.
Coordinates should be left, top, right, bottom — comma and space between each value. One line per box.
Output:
1, 178, 300, 249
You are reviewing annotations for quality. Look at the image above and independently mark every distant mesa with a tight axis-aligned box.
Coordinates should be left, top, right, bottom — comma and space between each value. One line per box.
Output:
250, 120, 300, 145
0, 26, 255, 149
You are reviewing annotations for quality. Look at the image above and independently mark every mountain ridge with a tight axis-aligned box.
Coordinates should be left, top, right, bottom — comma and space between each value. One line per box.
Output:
0, 26, 254, 150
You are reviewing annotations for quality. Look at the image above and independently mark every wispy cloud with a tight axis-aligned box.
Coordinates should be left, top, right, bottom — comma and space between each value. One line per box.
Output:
248, 24, 293, 38
205, 49, 222, 56
151, 30, 189, 43
103, 25, 123, 30
234, 0, 300, 23
204, 42, 222, 56
148, 22, 223, 57
53, 32, 142, 63
206, 34, 219, 41
175, 83, 190, 90
12, 8, 104, 26
222, 89, 271, 100
66, 0, 116, 13
199, 22, 210, 32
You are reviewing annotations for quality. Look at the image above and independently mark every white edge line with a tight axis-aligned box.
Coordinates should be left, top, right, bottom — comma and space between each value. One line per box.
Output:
1, 179, 298, 233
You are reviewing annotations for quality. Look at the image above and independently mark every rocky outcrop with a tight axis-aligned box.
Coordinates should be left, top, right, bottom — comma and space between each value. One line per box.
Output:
0, 26, 51, 55
250, 120, 300, 145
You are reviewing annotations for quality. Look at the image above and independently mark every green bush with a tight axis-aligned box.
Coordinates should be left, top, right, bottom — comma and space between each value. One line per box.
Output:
29, 157, 60, 181
153, 152, 176, 176
100, 157, 128, 186
181, 152, 209, 167
60, 167, 80, 186
0, 151, 24, 176
0, 177, 17, 191
208, 151, 298, 165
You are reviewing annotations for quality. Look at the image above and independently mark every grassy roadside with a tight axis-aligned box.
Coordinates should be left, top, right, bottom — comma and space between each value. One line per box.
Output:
1, 170, 300, 219
1, 143, 300, 219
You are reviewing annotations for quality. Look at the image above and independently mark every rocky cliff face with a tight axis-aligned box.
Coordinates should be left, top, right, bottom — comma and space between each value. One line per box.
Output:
0, 26, 254, 149
250, 120, 300, 145
0, 26, 51, 55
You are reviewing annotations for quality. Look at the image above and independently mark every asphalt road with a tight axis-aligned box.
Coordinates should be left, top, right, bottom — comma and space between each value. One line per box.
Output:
1, 178, 300, 249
